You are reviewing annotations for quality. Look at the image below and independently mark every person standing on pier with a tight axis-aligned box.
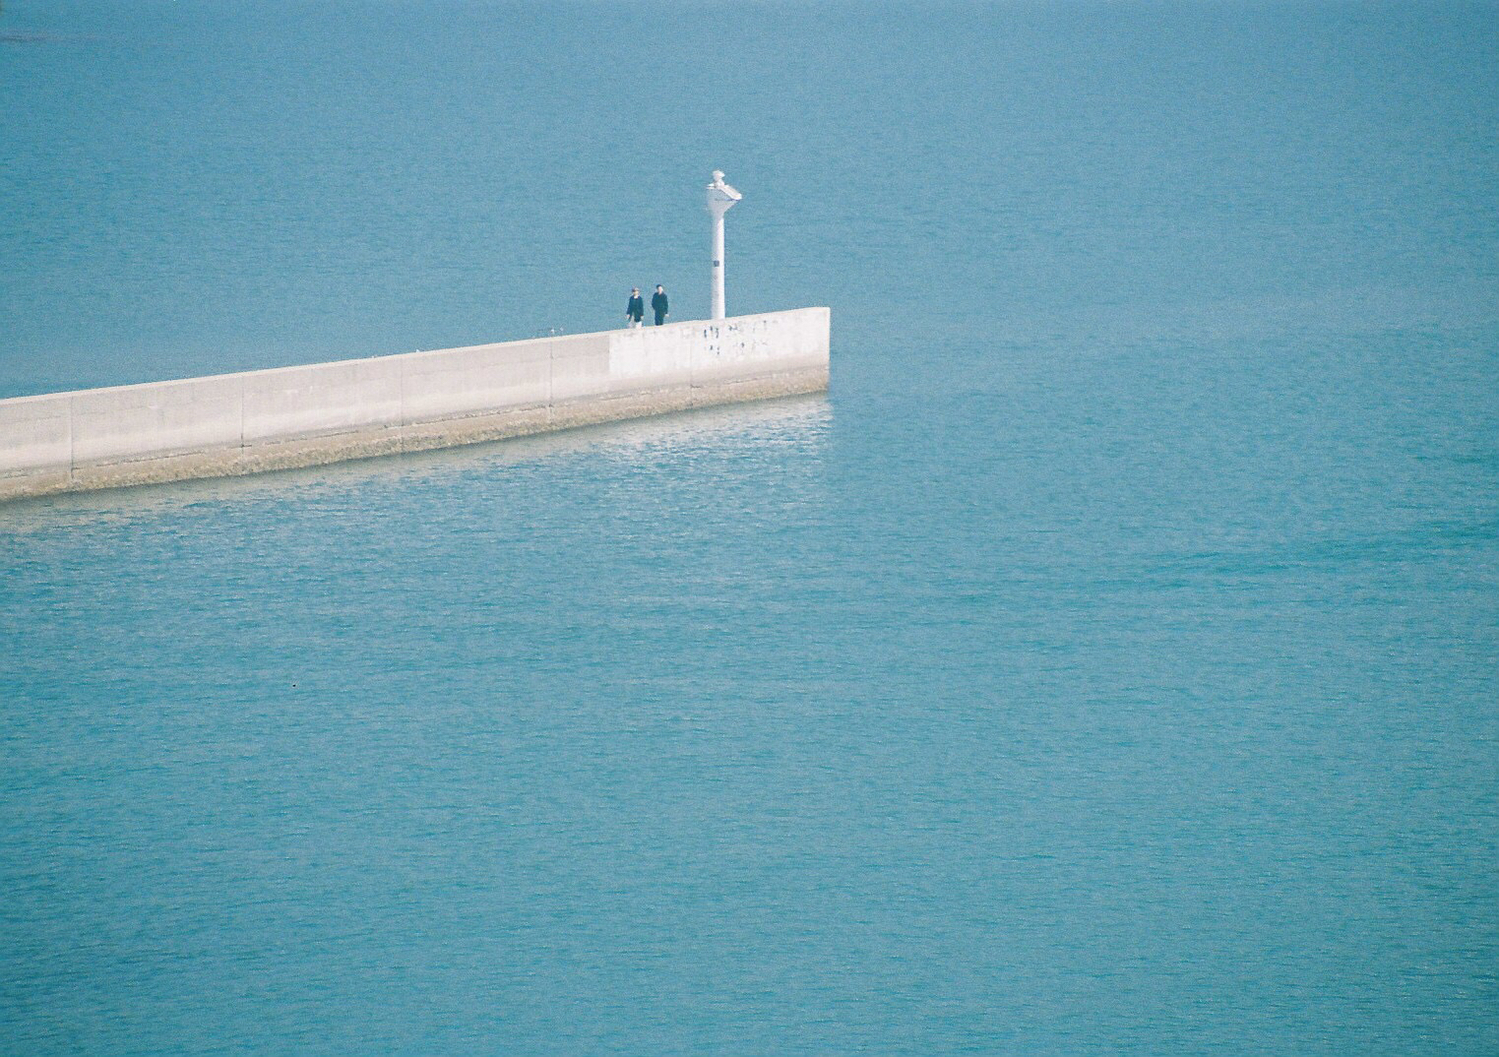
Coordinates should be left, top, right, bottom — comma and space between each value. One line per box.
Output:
626, 288, 645, 328
651, 285, 669, 326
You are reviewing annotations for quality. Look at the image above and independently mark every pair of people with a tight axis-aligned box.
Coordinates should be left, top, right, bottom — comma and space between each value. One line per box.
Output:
626, 285, 669, 328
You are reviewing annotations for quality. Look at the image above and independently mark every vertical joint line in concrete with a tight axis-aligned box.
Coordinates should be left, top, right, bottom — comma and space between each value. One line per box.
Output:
398, 355, 409, 451
546, 336, 555, 426
68, 394, 77, 484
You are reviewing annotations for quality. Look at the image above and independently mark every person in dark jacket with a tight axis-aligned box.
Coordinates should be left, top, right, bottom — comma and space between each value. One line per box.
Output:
625, 288, 644, 328
651, 285, 669, 326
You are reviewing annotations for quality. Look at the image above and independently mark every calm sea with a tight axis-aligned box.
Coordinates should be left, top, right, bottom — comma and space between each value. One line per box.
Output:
3, 1, 1497, 1053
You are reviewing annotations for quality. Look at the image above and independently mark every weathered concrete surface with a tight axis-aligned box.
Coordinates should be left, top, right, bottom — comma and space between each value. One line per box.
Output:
0, 308, 830, 501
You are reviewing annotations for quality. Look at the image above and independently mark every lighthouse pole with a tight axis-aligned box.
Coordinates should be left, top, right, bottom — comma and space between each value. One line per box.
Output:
705, 170, 741, 320
710, 207, 726, 319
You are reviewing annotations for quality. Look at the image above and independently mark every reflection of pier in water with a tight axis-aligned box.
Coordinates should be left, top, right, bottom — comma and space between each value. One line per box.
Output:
0, 394, 831, 526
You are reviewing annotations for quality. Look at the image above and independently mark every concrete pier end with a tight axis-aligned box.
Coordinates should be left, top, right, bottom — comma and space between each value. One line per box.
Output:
0, 307, 830, 501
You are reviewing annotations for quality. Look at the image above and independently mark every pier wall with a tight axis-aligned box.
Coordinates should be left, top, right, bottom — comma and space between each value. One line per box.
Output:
0, 308, 829, 501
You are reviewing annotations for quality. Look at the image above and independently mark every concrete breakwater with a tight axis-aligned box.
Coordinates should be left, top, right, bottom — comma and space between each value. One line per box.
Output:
0, 307, 830, 501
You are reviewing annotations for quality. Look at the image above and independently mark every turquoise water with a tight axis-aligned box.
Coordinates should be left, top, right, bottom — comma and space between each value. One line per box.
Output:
3, 1, 1498, 1053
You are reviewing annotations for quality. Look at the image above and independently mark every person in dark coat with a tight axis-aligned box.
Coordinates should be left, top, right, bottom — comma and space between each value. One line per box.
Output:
651, 285, 669, 326
626, 288, 645, 328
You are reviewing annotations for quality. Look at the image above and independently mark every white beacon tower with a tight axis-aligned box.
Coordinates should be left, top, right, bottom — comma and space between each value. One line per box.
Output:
705, 169, 742, 320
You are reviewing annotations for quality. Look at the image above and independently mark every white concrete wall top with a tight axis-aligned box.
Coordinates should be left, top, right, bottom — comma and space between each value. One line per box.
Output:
0, 308, 830, 493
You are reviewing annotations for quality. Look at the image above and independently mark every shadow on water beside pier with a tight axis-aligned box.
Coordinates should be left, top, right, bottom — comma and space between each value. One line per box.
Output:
0, 394, 832, 530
